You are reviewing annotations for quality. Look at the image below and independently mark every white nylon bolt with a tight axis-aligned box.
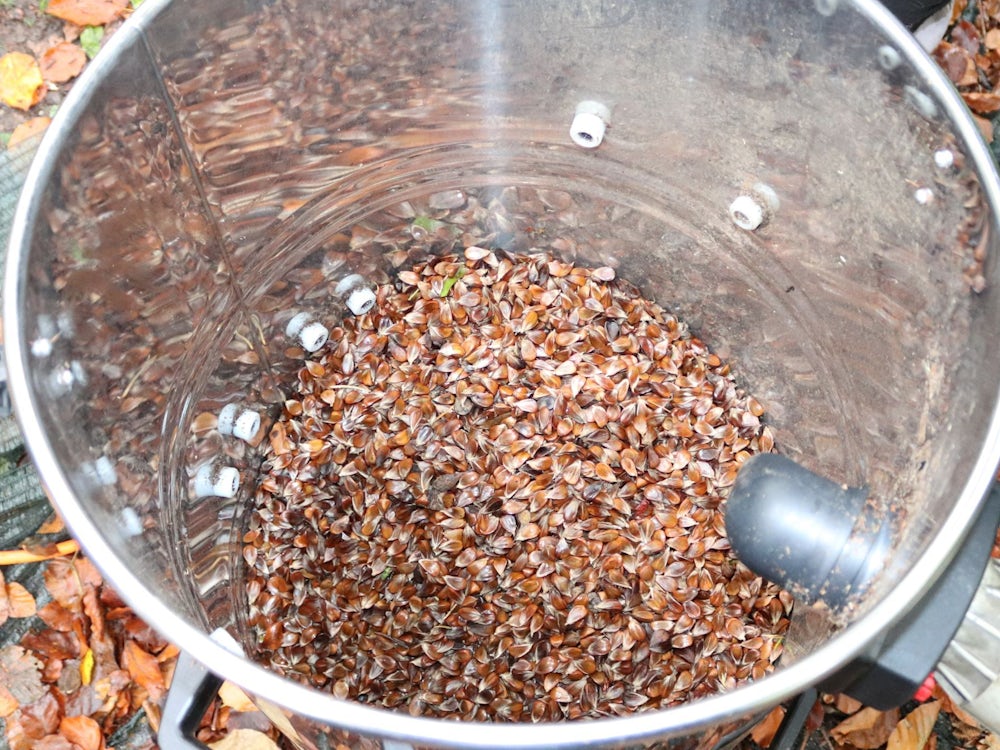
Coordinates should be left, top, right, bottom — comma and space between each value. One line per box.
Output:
729, 183, 779, 232
217, 404, 261, 443
347, 286, 377, 316
31, 338, 52, 357
877, 45, 901, 71
934, 149, 955, 170
194, 464, 241, 499
729, 196, 765, 231
904, 86, 938, 119
570, 101, 611, 149
815, 0, 837, 16
91, 455, 118, 486
120, 507, 143, 537
285, 312, 329, 352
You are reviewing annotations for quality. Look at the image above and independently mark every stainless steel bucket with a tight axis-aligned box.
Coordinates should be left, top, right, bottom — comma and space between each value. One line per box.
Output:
6, 0, 1000, 748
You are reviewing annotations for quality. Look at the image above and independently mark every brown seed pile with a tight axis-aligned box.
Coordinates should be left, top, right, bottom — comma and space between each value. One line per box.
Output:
243, 247, 790, 722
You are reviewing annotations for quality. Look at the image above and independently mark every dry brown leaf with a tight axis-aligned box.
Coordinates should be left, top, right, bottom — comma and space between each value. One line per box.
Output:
35, 513, 65, 535
887, 700, 941, 750
0, 645, 48, 706
40, 42, 86, 84
749, 705, 784, 747
0, 684, 18, 718
835, 693, 864, 715
983, 731, 1000, 749
45, 0, 127, 26
0, 568, 9, 627
6, 582, 37, 618
9, 116, 50, 149
122, 641, 165, 701
831, 706, 900, 749
59, 714, 103, 750
208, 729, 280, 750
987, 28, 1000, 50
964, 91, 1000, 114
219, 681, 257, 712
0, 52, 46, 111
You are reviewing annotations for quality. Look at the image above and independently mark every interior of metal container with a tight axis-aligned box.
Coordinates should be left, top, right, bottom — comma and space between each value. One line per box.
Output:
6, 0, 1000, 747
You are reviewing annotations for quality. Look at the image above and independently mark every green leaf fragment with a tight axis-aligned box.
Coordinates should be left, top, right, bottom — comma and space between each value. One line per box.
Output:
80, 26, 104, 60
412, 215, 444, 232
439, 267, 467, 297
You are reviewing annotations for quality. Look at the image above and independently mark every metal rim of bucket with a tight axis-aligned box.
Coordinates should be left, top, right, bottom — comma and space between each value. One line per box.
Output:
5, 0, 1000, 746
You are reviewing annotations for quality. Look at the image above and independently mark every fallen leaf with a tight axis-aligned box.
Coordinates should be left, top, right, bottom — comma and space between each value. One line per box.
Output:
0, 569, 9, 626
974, 114, 994, 143
834, 693, 864, 715
40, 43, 86, 84
33, 736, 76, 750
46, 0, 127, 26
831, 706, 900, 749
219, 681, 257, 712
0, 684, 18, 717
59, 715, 102, 750
208, 728, 280, 750
122, 641, 164, 701
963, 91, 1000, 114
79, 648, 94, 686
887, 700, 940, 750
0, 645, 47, 706
35, 513, 65, 535
750, 705, 785, 747
983, 731, 1000, 749
6, 582, 37, 618
988, 28, 1000, 50
0, 52, 46, 111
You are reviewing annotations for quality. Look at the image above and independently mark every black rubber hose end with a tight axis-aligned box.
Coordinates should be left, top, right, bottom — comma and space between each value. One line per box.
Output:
725, 454, 891, 608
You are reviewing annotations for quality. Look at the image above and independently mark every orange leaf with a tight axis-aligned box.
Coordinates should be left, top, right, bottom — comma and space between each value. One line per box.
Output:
59, 714, 103, 750
750, 705, 785, 748
0, 684, 17, 718
964, 91, 1000, 114
0, 52, 45, 111
831, 706, 900, 749
887, 700, 940, 750
40, 42, 86, 84
35, 512, 66, 535
6, 582, 36, 618
46, 0, 127, 26
123, 641, 165, 700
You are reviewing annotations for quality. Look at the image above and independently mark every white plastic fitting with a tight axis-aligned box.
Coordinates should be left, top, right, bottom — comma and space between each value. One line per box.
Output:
217, 403, 261, 443
336, 274, 377, 316
877, 45, 902, 71
194, 464, 241, 499
934, 148, 955, 170
285, 312, 329, 353
814, 0, 837, 16
570, 100, 611, 149
915, 187, 935, 205
347, 286, 377, 316
904, 85, 938, 120
120, 507, 143, 537
90, 455, 118, 486
729, 183, 780, 232
31, 338, 52, 357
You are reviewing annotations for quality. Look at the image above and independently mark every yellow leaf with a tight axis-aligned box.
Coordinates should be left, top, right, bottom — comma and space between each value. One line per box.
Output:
80, 648, 94, 685
208, 729, 280, 750
219, 680, 257, 712
887, 701, 941, 750
0, 52, 45, 111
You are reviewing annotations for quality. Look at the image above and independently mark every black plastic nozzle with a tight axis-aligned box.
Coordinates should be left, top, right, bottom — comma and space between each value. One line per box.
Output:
725, 453, 891, 608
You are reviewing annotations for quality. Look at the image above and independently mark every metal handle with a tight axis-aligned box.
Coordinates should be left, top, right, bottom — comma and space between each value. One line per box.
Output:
936, 555, 1000, 733
159, 650, 222, 750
